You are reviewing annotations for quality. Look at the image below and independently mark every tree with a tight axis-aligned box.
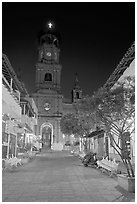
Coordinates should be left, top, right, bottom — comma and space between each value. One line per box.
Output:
73, 98, 97, 150
60, 112, 94, 150
78, 76, 135, 177
74, 95, 100, 137
60, 113, 80, 136
95, 77, 135, 177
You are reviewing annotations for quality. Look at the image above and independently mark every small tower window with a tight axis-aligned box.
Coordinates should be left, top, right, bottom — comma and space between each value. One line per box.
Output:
76, 92, 79, 99
44, 73, 52, 81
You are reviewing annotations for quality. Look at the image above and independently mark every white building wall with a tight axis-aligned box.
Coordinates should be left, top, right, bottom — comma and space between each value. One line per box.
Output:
110, 59, 135, 162
2, 84, 22, 158
2, 84, 21, 119
118, 60, 135, 81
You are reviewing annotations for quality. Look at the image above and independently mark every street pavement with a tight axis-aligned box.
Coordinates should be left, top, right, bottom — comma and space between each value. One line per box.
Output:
2, 150, 135, 202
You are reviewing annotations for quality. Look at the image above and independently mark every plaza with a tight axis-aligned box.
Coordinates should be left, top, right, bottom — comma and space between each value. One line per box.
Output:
2, 150, 135, 202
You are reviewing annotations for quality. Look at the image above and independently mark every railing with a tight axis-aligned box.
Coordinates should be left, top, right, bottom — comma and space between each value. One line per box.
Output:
2, 75, 20, 104
12, 90, 20, 103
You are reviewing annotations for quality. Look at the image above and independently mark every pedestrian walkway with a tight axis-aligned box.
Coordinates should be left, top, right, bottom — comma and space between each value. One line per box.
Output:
2, 150, 135, 202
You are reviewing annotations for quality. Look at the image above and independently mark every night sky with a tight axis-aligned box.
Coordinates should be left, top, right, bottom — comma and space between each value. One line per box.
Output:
2, 2, 135, 99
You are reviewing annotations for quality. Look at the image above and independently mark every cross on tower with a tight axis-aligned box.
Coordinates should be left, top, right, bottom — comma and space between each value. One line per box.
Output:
48, 22, 53, 29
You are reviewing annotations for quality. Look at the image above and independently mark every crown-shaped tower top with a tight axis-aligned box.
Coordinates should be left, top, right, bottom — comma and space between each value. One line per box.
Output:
38, 21, 61, 48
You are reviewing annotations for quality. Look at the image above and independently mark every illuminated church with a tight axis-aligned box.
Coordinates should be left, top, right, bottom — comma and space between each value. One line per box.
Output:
32, 22, 82, 150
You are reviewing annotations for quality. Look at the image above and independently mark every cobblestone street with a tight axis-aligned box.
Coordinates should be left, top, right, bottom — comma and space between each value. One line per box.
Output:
2, 150, 135, 202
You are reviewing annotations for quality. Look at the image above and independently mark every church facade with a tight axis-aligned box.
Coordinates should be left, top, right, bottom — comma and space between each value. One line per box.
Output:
32, 23, 82, 151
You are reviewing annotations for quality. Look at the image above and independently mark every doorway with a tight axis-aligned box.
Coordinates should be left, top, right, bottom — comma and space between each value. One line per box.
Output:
41, 123, 53, 149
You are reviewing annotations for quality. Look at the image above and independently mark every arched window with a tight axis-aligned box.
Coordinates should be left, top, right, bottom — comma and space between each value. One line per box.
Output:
44, 73, 52, 81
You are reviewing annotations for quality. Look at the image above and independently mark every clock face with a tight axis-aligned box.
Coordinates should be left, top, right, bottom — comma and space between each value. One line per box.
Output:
46, 52, 51, 57
44, 102, 51, 111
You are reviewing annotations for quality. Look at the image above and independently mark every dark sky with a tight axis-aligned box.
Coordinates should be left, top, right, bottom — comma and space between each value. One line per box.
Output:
2, 2, 135, 99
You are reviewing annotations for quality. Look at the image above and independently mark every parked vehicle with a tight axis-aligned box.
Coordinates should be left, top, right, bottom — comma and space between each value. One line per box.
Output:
32, 146, 38, 152
82, 152, 98, 167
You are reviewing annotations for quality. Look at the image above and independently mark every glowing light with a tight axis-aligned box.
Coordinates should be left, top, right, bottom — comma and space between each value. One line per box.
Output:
48, 22, 53, 29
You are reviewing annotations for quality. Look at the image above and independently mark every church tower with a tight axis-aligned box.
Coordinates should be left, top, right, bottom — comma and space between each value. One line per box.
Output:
35, 22, 62, 92
72, 73, 82, 103
32, 22, 64, 150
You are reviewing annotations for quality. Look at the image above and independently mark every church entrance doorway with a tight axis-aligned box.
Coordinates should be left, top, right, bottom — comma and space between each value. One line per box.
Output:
41, 123, 53, 150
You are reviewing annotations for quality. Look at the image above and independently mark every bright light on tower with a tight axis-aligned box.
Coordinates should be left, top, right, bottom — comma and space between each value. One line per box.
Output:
48, 22, 53, 29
